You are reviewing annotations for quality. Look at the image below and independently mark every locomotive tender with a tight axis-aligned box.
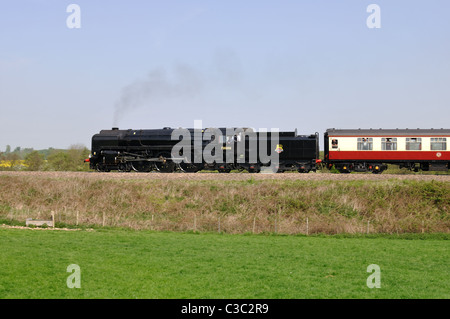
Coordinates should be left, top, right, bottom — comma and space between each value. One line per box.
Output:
86, 127, 449, 173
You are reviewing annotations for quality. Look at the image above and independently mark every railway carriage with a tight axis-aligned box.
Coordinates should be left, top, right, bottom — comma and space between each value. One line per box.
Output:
324, 128, 450, 173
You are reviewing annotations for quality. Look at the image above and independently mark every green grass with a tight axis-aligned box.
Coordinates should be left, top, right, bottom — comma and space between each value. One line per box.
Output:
0, 228, 448, 299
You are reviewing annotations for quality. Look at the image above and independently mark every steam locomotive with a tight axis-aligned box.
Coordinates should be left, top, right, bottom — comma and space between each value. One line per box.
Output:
86, 127, 449, 173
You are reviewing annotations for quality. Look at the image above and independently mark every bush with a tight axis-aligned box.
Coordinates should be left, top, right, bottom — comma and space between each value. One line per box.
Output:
46, 145, 90, 171
24, 151, 45, 171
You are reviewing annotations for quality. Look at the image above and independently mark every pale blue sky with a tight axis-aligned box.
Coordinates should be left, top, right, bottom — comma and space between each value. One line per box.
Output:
0, 0, 449, 150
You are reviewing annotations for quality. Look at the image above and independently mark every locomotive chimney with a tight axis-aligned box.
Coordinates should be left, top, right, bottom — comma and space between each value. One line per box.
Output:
112, 127, 119, 130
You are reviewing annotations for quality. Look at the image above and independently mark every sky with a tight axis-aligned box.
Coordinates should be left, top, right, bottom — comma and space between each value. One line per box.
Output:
0, 0, 449, 151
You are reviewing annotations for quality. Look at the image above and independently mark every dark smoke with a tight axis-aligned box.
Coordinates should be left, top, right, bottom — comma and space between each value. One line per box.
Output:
112, 51, 243, 126
112, 65, 204, 126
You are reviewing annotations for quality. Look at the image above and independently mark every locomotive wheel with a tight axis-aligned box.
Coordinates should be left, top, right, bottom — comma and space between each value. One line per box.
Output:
247, 165, 260, 173
179, 162, 200, 173
118, 163, 131, 172
96, 164, 110, 172
155, 153, 175, 173
131, 161, 152, 172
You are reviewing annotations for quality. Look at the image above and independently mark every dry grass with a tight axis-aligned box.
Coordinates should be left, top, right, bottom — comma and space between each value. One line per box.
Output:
0, 172, 448, 234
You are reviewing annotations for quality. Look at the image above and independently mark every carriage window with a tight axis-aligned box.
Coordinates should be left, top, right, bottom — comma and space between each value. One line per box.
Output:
331, 139, 338, 149
357, 138, 373, 150
382, 138, 397, 150
406, 138, 422, 150
430, 138, 447, 150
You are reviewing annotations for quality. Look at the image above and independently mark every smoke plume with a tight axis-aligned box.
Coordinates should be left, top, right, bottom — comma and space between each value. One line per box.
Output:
112, 51, 243, 126
112, 65, 203, 126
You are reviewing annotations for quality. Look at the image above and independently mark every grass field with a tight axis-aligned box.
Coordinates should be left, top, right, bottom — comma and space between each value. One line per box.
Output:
0, 227, 448, 299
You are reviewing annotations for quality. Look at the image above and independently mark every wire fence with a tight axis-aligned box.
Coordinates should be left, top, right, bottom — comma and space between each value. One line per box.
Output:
2, 207, 445, 234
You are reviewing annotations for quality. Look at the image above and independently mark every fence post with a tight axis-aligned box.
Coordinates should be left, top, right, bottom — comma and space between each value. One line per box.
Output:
218, 217, 221, 233
76, 211, 79, 226
253, 217, 256, 234
194, 214, 197, 232
367, 220, 370, 234
274, 217, 277, 234
102, 211, 106, 227
306, 217, 309, 236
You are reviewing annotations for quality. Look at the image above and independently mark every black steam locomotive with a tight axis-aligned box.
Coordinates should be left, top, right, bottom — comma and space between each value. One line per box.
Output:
86, 127, 320, 173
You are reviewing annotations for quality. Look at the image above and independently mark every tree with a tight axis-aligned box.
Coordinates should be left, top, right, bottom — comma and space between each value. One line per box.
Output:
24, 151, 45, 171
5, 153, 20, 170
67, 144, 90, 171
47, 151, 70, 171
